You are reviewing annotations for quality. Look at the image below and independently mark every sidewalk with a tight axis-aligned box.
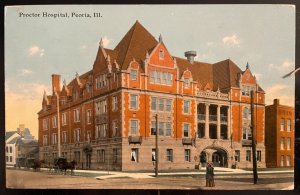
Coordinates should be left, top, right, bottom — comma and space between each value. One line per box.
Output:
68, 167, 293, 180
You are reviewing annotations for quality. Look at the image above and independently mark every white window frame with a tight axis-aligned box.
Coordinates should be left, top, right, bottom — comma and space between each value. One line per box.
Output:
280, 155, 284, 167
165, 99, 172, 112
130, 69, 137, 80
112, 96, 118, 111
52, 115, 57, 128
151, 97, 157, 111
287, 137, 291, 150
74, 129, 80, 142
166, 149, 173, 162
286, 155, 291, 166
52, 133, 57, 145
159, 50, 164, 59
43, 135, 48, 146
131, 148, 139, 162
62, 112, 67, 126
246, 150, 251, 161
130, 120, 138, 135
183, 123, 190, 137
184, 78, 190, 88
43, 118, 48, 130
184, 149, 190, 162
287, 119, 291, 132
112, 120, 118, 137
130, 94, 138, 110
183, 100, 190, 114
280, 137, 285, 150
62, 131, 67, 144
280, 119, 285, 131
74, 109, 80, 122
158, 98, 164, 111
86, 109, 92, 124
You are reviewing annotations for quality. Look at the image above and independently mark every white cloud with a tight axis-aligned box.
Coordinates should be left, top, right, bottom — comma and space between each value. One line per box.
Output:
17, 69, 33, 76
102, 36, 111, 47
265, 84, 294, 106
81, 45, 87, 49
222, 34, 240, 47
28, 46, 45, 56
268, 60, 294, 73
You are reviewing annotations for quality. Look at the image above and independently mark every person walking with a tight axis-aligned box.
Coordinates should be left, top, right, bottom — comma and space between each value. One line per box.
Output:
206, 162, 215, 187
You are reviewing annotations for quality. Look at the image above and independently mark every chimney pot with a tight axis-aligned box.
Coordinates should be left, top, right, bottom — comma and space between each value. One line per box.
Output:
274, 99, 280, 105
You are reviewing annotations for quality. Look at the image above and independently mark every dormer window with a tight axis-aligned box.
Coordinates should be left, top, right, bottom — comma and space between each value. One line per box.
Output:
130, 69, 137, 80
184, 78, 190, 88
159, 50, 164, 59
241, 85, 254, 96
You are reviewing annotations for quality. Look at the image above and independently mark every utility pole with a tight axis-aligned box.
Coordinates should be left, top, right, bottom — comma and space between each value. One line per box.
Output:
250, 90, 258, 184
155, 114, 158, 177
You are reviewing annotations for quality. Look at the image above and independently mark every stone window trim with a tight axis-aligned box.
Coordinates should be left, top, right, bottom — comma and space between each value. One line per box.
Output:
130, 119, 139, 136
62, 112, 68, 126
73, 109, 81, 123
183, 123, 190, 138
166, 149, 173, 162
129, 94, 139, 111
131, 148, 139, 162
130, 69, 138, 81
183, 100, 191, 115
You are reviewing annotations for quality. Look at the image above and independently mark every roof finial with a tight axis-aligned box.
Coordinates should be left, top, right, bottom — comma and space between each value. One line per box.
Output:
99, 38, 104, 48
75, 72, 79, 78
63, 79, 67, 86
159, 34, 163, 42
246, 62, 249, 69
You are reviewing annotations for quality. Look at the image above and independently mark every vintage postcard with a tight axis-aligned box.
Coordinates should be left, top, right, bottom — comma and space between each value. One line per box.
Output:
4, 4, 296, 190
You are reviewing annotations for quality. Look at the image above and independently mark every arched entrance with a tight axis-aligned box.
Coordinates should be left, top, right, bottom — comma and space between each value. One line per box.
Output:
201, 146, 228, 167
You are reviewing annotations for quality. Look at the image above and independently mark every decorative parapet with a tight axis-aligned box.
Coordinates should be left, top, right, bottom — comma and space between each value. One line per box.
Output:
128, 136, 142, 144
196, 90, 229, 100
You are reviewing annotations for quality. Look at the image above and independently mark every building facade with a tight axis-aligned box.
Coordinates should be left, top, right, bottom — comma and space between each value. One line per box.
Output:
38, 21, 266, 171
265, 99, 294, 167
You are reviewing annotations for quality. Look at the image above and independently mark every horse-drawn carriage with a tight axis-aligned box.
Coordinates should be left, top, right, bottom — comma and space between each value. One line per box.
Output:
15, 157, 42, 171
51, 157, 77, 175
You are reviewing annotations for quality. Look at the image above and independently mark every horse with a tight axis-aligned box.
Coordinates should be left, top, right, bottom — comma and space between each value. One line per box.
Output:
55, 158, 77, 175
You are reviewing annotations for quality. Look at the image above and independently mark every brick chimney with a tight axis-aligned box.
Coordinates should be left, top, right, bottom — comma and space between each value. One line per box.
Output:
274, 99, 280, 105
52, 74, 61, 95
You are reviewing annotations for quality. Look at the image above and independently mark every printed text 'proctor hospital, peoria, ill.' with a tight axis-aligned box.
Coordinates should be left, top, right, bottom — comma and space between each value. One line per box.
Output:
18, 12, 102, 19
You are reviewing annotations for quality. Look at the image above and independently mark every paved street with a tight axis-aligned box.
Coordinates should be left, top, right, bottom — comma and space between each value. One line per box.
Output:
6, 167, 294, 190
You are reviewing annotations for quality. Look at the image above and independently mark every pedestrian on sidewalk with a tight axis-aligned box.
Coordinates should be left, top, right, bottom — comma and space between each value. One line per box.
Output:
206, 162, 215, 187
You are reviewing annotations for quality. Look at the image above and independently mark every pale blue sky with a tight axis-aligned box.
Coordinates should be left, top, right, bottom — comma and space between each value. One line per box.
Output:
5, 5, 295, 137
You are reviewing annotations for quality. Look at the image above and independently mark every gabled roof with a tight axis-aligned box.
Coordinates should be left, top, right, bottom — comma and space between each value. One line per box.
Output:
5, 131, 18, 141
114, 21, 158, 70
175, 57, 214, 88
7, 136, 20, 144
213, 59, 242, 90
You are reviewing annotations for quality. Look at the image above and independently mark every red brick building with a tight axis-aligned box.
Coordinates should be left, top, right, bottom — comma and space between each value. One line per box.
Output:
265, 99, 294, 167
38, 21, 266, 171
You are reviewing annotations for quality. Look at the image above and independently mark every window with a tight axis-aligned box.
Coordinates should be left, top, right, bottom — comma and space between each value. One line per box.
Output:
112, 121, 118, 137
130, 120, 138, 135
62, 112, 67, 126
95, 124, 107, 138
280, 119, 285, 131
43, 118, 48, 130
130, 94, 138, 109
10, 156, 12, 162
52, 115, 57, 128
6, 156, 8, 162
185, 149, 190, 162
151, 121, 156, 136
97, 149, 105, 163
158, 99, 164, 111
112, 96, 118, 111
242, 127, 252, 140
280, 137, 285, 150
9, 146, 12, 153
87, 131, 91, 142
95, 99, 107, 115
151, 97, 157, 110
183, 100, 190, 114
159, 50, 164, 59
74, 129, 80, 142
113, 148, 118, 163
131, 148, 139, 162
62, 131, 67, 143
52, 133, 57, 145
166, 149, 173, 162
152, 149, 156, 161
61, 97, 67, 105
165, 123, 172, 136
86, 110, 92, 124
74, 109, 80, 122
257, 151, 261, 162
159, 122, 164, 136
6, 146, 8, 153
246, 150, 251, 161
287, 137, 291, 150
241, 85, 254, 96
184, 78, 190, 88
280, 155, 284, 167
130, 69, 137, 80
74, 151, 81, 163
286, 155, 291, 166
287, 119, 291, 132
243, 107, 251, 120
95, 74, 107, 89
166, 99, 172, 111
150, 70, 173, 86
183, 123, 190, 137
43, 135, 48, 146
235, 150, 240, 162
